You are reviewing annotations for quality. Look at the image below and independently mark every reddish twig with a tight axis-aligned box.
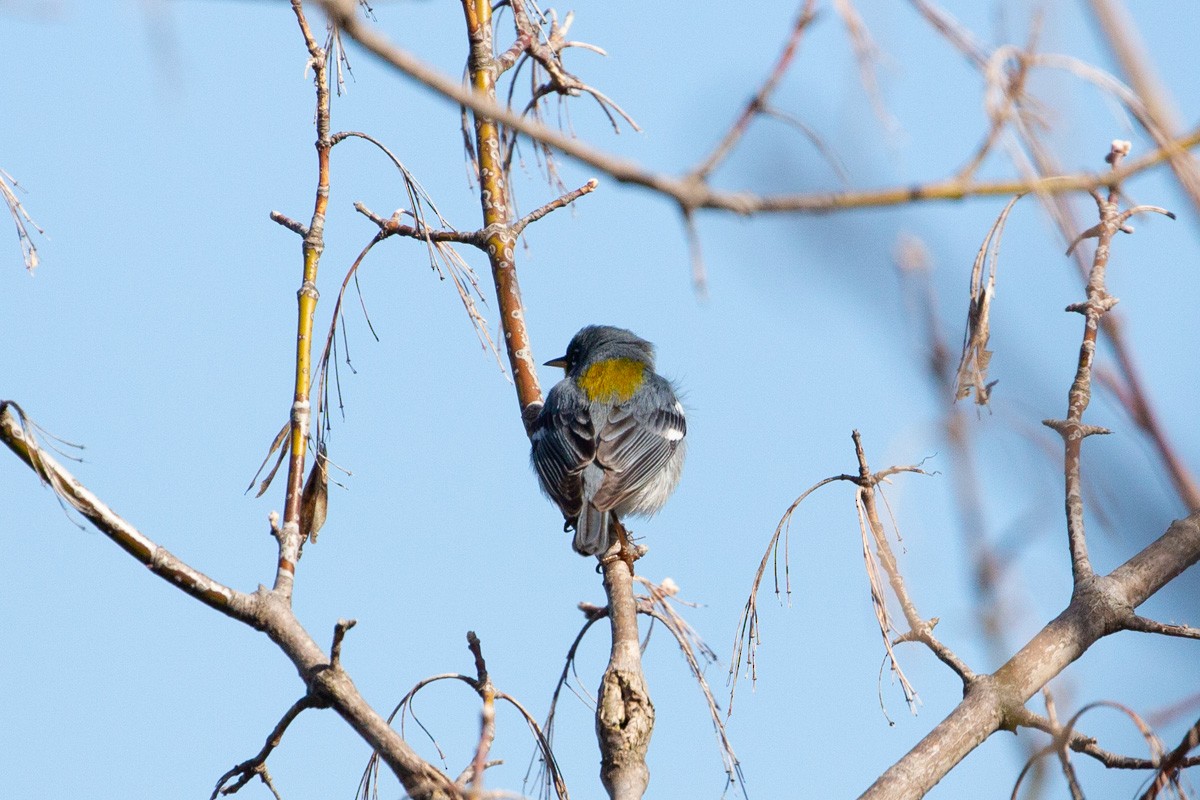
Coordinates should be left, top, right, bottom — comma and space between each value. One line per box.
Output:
1142, 715, 1200, 800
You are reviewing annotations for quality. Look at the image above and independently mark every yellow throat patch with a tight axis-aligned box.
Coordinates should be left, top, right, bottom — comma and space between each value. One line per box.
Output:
578, 358, 646, 403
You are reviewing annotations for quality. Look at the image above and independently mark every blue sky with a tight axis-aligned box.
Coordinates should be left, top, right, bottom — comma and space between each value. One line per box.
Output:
3, 2, 1198, 798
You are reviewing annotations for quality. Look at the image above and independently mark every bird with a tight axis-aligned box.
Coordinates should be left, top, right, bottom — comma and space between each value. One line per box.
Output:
529, 325, 686, 556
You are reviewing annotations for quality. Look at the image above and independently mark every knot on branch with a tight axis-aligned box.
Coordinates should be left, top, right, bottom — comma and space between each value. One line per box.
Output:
597, 666, 654, 799
967, 674, 1027, 733
1041, 419, 1112, 441
1069, 575, 1135, 637
1065, 296, 1118, 315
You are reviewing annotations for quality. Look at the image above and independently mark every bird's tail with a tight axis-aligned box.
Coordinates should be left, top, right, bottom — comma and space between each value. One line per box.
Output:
573, 504, 611, 556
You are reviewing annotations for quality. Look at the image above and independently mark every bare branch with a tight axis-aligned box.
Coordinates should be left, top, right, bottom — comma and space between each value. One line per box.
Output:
1087, 0, 1200, 221
1043, 141, 1174, 587
465, 632, 496, 799
270, 211, 310, 237
852, 432, 972, 695
331, 618, 357, 669
635, 577, 743, 792
1125, 616, 1200, 640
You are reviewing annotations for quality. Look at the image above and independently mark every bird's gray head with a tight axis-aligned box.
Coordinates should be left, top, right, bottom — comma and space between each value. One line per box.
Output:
546, 325, 656, 375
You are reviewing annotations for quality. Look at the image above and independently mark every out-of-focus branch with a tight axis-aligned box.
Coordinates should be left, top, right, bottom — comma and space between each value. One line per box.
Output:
1087, 0, 1200, 219
859, 145, 1196, 800
1013, 706, 1200, 772
908, 0, 1200, 514
1142, 715, 1200, 800
315, 0, 1200, 216
689, 0, 817, 181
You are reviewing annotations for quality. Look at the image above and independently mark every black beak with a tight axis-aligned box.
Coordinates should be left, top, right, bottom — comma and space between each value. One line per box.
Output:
544, 355, 568, 368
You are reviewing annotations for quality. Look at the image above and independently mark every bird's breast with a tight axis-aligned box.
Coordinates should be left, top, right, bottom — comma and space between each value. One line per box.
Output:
578, 358, 646, 403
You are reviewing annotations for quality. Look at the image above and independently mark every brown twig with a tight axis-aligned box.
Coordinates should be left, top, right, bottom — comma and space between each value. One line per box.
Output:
1043, 142, 1174, 588
270, 211, 309, 237
1142, 715, 1200, 800
331, 618, 357, 669
465, 632, 495, 800
511, 178, 598, 236
851, 432, 974, 692
689, 0, 817, 181
211, 695, 320, 799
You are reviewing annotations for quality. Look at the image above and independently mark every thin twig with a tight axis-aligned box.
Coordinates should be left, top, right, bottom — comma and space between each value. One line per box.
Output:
1142, 715, 1200, 800
211, 695, 320, 799
510, 178, 598, 236
465, 632, 496, 800
1043, 141, 1174, 588
275, 0, 335, 602
729, 473, 855, 713
1, 167, 45, 273
690, 0, 818, 181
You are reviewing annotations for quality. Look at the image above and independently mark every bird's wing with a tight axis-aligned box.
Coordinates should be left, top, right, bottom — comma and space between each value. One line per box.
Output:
529, 384, 596, 519
591, 382, 686, 511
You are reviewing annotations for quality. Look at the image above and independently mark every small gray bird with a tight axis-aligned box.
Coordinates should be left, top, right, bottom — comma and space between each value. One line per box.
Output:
530, 325, 686, 556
